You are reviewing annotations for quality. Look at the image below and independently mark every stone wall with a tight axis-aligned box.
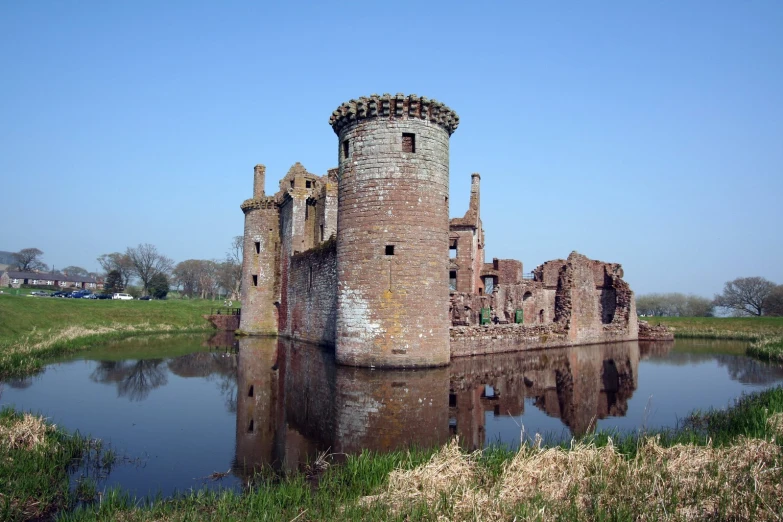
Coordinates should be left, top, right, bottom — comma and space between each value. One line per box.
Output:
285, 239, 338, 346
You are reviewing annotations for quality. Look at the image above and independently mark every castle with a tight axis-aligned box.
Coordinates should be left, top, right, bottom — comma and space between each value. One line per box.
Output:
239, 94, 639, 368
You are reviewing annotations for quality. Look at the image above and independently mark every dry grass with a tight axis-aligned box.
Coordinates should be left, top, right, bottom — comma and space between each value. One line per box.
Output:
0, 412, 56, 451
364, 436, 783, 521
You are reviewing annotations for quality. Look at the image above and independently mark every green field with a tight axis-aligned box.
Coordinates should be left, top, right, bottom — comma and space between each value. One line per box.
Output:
0, 294, 222, 377
641, 316, 783, 339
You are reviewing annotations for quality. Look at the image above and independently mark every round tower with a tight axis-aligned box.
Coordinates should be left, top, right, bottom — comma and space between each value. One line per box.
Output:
239, 164, 280, 335
329, 93, 459, 368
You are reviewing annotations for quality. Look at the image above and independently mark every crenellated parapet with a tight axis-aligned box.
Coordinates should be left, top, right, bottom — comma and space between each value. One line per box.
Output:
329, 93, 459, 136
240, 196, 277, 213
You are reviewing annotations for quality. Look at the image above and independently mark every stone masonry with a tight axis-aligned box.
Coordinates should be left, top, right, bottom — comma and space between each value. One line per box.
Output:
239, 93, 641, 368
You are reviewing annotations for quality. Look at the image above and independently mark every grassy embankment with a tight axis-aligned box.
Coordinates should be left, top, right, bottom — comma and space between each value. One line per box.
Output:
0, 294, 220, 377
644, 316, 783, 364
0, 408, 112, 522
54, 386, 783, 521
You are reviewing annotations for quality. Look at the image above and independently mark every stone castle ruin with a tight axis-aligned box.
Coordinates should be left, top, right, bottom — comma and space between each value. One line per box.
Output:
240, 93, 639, 368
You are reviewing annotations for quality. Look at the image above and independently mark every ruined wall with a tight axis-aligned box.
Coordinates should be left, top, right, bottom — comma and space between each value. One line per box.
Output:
495, 259, 523, 285
315, 169, 338, 242
332, 94, 457, 368
284, 239, 337, 346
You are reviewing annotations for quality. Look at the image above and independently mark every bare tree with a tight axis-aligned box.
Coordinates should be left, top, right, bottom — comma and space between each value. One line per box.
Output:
62, 265, 89, 277
636, 293, 713, 317
763, 285, 783, 317
97, 252, 135, 289
173, 259, 204, 298
125, 244, 174, 295
12, 248, 47, 271
220, 236, 243, 300
713, 277, 776, 316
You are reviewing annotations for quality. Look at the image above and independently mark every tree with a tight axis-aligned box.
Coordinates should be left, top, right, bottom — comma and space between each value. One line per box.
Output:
763, 285, 783, 317
104, 270, 124, 294
636, 293, 713, 317
97, 252, 135, 289
713, 277, 776, 317
223, 236, 243, 300
12, 248, 47, 271
62, 266, 89, 277
125, 244, 173, 295
148, 273, 169, 299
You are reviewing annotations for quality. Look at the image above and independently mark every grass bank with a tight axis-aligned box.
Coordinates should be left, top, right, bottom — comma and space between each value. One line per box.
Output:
0, 295, 221, 377
0, 408, 107, 522
59, 386, 783, 522
642, 316, 783, 365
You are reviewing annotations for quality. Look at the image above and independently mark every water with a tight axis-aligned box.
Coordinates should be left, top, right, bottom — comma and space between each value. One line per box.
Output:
1, 334, 782, 499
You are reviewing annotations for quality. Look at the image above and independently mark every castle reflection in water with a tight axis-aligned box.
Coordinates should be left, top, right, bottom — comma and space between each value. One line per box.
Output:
233, 337, 645, 479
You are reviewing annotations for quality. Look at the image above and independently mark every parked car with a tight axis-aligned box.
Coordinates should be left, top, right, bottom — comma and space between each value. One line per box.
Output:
69, 290, 91, 299
138, 296, 152, 301
95, 293, 112, 300
84, 293, 98, 299
112, 293, 134, 300
30, 291, 50, 297
51, 291, 68, 298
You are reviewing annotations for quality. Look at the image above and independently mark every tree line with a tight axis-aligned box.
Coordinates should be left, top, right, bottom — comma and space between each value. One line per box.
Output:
638, 277, 783, 317
7, 238, 243, 300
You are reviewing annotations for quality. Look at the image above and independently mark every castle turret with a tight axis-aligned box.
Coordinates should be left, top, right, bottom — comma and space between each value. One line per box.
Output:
240, 164, 280, 334
329, 93, 459, 368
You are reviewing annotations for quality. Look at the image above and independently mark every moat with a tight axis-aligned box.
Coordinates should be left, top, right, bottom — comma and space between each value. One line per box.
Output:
1, 333, 782, 499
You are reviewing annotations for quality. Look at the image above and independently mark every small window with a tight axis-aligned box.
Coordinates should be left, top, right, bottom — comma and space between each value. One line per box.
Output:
320, 225, 324, 241
402, 133, 415, 153
248, 385, 254, 397
449, 244, 457, 259
248, 419, 254, 433
449, 271, 457, 292
308, 265, 313, 291
342, 139, 350, 158
290, 179, 295, 188
385, 245, 395, 255
306, 180, 312, 188
254, 241, 260, 254
252, 275, 258, 287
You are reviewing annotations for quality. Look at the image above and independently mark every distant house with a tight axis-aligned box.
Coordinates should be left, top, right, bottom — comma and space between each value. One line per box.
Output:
1, 270, 103, 290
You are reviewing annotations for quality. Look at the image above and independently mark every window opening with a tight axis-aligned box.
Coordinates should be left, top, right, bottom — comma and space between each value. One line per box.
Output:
255, 241, 260, 254
308, 265, 313, 291
484, 276, 495, 294
290, 179, 295, 189
385, 245, 395, 255
252, 275, 258, 287
248, 385, 254, 397
449, 271, 457, 292
449, 244, 457, 259
320, 225, 324, 241
306, 180, 312, 188
248, 419, 254, 433
402, 133, 415, 153
342, 139, 350, 158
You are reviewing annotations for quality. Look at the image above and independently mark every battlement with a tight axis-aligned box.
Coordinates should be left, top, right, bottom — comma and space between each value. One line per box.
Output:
329, 93, 459, 136
240, 196, 277, 213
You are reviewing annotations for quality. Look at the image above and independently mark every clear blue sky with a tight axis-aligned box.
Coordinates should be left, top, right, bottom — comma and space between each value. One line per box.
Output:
2, 1, 781, 296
